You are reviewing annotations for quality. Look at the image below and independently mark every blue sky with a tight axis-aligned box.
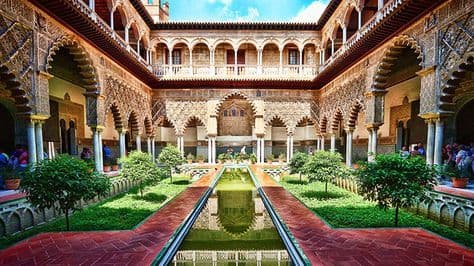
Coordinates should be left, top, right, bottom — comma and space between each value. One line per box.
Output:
167, 0, 329, 22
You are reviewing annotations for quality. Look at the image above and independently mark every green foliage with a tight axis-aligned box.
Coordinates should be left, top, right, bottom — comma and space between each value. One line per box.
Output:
278, 153, 286, 161
196, 154, 205, 161
443, 162, 473, 179
21, 155, 110, 230
120, 151, 164, 197
249, 153, 257, 164
218, 153, 231, 161
289, 152, 308, 174
356, 153, 437, 226
0, 178, 188, 249
158, 145, 185, 183
303, 151, 348, 193
266, 154, 275, 161
281, 180, 473, 248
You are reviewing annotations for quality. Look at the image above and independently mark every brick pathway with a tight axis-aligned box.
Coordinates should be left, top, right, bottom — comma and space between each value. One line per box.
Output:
253, 168, 474, 265
0, 168, 219, 266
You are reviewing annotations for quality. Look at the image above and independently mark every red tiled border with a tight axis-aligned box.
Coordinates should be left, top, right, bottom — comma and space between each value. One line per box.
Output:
434, 185, 474, 200
253, 168, 474, 265
0, 168, 220, 265
0, 192, 26, 204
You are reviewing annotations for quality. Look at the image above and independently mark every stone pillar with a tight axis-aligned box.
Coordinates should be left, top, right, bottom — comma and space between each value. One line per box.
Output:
330, 133, 336, 152
434, 119, 444, 165
321, 135, 325, 151
260, 138, 265, 164
321, 50, 325, 64
299, 49, 303, 73
92, 127, 103, 172
345, 128, 353, 167
136, 135, 141, 152
125, 25, 129, 44
211, 137, 216, 164
378, 0, 384, 10
358, 10, 362, 29
27, 120, 37, 164
137, 37, 141, 54
110, 9, 114, 30
98, 131, 103, 171
89, 0, 95, 10
119, 130, 126, 158
210, 49, 215, 75
181, 135, 185, 156
342, 27, 347, 43
189, 48, 193, 74
286, 135, 290, 162
35, 121, 44, 161
168, 48, 173, 73
287, 134, 294, 161
257, 49, 263, 74
331, 39, 334, 56
367, 128, 373, 161
279, 49, 283, 74
425, 119, 435, 165
147, 137, 152, 155
151, 137, 156, 161
234, 48, 238, 75
371, 127, 378, 157
208, 137, 212, 164
316, 137, 321, 151
256, 138, 261, 164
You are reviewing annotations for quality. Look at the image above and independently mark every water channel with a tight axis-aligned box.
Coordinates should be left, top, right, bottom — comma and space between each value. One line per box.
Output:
170, 168, 291, 265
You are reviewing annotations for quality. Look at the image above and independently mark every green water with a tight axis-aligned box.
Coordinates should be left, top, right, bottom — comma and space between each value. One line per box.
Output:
172, 168, 291, 265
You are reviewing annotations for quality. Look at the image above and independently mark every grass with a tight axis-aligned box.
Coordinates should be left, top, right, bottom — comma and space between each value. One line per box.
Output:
0, 177, 190, 249
281, 175, 474, 249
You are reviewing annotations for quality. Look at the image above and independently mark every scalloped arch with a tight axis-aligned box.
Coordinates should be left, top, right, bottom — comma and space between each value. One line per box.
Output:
372, 35, 423, 90
46, 36, 99, 92
215, 91, 258, 116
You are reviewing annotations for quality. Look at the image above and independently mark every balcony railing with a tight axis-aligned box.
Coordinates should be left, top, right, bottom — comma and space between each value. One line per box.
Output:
321, 0, 403, 70
153, 64, 319, 79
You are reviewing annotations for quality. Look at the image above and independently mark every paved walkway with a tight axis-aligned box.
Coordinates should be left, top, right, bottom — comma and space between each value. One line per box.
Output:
0, 168, 219, 265
252, 168, 474, 265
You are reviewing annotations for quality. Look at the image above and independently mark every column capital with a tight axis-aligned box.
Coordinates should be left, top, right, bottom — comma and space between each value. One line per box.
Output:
415, 65, 437, 77
90, 125, 105, 132
365, 123, 380, 130
344, 127, 354, 133
256, 134, 265, 138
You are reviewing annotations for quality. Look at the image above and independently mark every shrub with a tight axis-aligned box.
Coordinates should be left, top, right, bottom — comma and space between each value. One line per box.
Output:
356, 153, 437, 226
249, 153, 257, 164
266, 154, 275, 162
158, 145, 185, 183
196, 154, 205, 162
21, 155, 110, 230
120, 151, 164, 197
186, 153, 194, 162
303, 151, 348, 193
289, 152, 308, 181
278, 153, 286, 161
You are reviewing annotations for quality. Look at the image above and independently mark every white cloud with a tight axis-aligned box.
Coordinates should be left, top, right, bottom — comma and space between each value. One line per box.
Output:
220, 6, 260, 21
291, 1, 327, 22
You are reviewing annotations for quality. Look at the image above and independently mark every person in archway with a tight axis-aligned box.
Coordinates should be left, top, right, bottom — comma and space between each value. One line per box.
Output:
400, 146, 410, 158
103, 144, 112, 163
417, 142, 425, 156
0, 147, 9, 190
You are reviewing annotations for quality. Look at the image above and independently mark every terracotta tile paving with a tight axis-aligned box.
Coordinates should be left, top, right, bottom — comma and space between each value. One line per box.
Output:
253, 168, 474, 265
0, 168, 220, 266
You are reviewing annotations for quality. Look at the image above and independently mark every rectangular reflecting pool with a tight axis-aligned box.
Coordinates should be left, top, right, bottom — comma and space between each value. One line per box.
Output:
170, 168, 291, 265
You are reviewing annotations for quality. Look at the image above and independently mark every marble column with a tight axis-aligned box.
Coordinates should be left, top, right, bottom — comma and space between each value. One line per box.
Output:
92, 128, 101, 172
256, 138, 261, 164
371, 128, 378, 157
119, 130, 126, 158
147, 137, 152, 155
321, 135, 325, 151
180, 136, 185, 156
211, 137, 216, 164
367, 128, 373, 162
290, 135, 294, 159
151, 137, 156, 161
98, 131, 103, 172
330, 133, 336, 152
136, 135, 141, 152
426, 119, 435, 165
286, 135, 290, 162
35, 121, 44, 161
316, 137, 321, 151
345, 129, 353, 167
434, 120, 444, 165
27, 120, 37, 164
208, 137, 212, 164
260, 138, 265, 164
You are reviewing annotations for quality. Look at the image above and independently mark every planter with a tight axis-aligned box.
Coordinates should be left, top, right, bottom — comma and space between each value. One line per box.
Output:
267, 160, 273, 164
451, 177, 469, 188
278, 159, 284, 164
225, 160, 231, 164
198, 160, 204, 164
111, 165, 119, 171
103, 165, 111, 172
187, 160, 193, 164
5, 179, 21, 190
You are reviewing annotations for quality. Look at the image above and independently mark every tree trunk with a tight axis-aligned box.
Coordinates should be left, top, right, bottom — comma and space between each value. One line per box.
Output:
394, 204, 400, 227
299, 172, 302, 182
325, 181, 328, 193
170, 168, 173, 184
65, 209, 70, 231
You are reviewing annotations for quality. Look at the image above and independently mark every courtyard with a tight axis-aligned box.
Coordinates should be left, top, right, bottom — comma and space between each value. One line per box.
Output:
1, 0, 474, 264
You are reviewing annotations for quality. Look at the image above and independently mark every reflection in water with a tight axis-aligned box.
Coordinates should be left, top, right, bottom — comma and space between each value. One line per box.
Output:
171, 168, 291, 265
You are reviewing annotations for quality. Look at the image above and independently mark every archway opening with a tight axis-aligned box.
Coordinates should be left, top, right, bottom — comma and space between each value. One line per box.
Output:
0, 102, 15, 153
345, 7, 359, 40
333, 25, 344, 53
95, 0, 113, 26
456, 99, 474, 144
361, 0, 378, 26
268, 116, 287, 158
112, 5, 127, 40
46, 46, 90, 156
217, 95, 255, 155
191, 43, 211, 75
262, 43, 280, 74
128, 22, 140, 53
